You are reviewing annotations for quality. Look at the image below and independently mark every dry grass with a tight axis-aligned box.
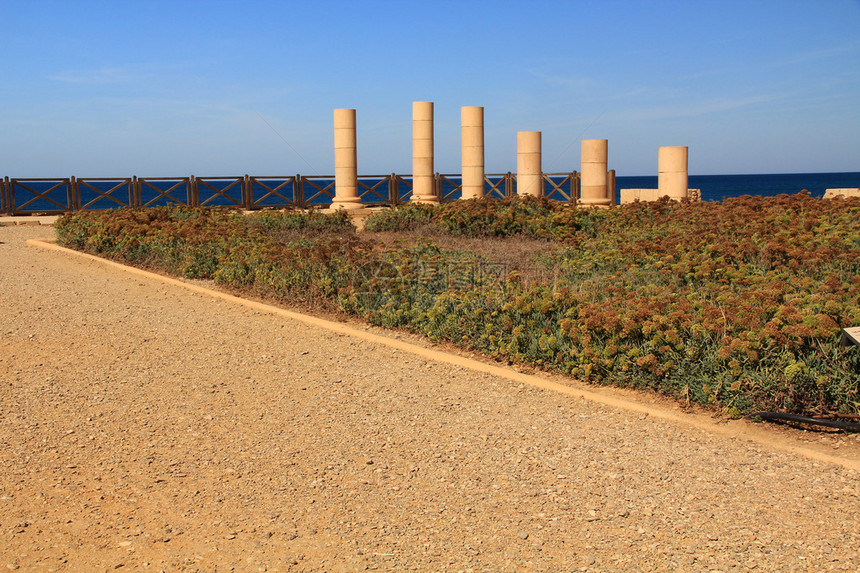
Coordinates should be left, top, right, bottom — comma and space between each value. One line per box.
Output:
363, 227, 562, 284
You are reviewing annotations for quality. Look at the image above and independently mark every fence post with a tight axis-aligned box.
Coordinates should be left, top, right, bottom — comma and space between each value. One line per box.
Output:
389, 173, 397, 206
2, 176, 7, 215
70, 176, 77, 211
607, 169, 616, 206
572, 171, 580, 205
296, 174, 304, 209
189, 175, 196, 207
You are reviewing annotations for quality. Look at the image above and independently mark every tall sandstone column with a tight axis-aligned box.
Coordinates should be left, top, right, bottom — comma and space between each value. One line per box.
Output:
579, 139, 611, 207
516, 131, 543, 197
461, 106, 485, 199
332, 108, 362, 210
411, 101, 437, 203
658, 146, 688, 201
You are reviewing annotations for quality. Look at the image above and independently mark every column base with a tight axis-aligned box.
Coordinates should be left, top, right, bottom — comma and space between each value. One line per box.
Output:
577, 197, 612, 207
461, 190, 485, 200
331, 198, 365, 210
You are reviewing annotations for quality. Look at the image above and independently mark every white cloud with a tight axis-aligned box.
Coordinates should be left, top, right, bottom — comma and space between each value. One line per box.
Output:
529, 70, 596, 92
612, 94, 781, 123
48, 65, 157, 84
781, 39, 860, 66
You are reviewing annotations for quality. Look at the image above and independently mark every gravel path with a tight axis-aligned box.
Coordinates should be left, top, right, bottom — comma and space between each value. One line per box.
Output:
2, 223, 860, 572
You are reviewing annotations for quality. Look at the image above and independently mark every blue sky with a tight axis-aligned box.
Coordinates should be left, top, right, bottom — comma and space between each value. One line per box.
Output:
2, 0, 859, 177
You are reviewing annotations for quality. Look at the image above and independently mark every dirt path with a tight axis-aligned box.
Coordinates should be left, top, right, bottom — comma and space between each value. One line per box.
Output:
2, 224, 860, 572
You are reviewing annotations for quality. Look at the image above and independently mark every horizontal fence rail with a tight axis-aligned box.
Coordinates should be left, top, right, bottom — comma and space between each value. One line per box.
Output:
1, 172, 584, 215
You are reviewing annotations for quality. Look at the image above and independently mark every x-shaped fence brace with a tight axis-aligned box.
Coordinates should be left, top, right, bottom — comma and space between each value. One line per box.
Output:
77, 178, 134, 210
248, 176, 299, 208
357, 176, 394, 204
438, 174, 464, 202
138, 177, 192, 208
485, 174, 512, 199
300, 177, 336, 206
543, 172, 580, 202
9, 179, 72, 213
195, 176, 245, 208
394, 175, 414, 204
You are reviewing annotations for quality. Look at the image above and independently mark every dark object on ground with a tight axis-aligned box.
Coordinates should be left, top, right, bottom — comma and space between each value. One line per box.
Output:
749, 412, 860, 432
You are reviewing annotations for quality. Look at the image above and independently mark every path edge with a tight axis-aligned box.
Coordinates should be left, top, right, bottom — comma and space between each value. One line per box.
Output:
26, 238, 860, 472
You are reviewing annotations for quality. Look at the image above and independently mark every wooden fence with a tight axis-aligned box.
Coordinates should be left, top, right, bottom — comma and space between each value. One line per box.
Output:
0, 172, 586, 216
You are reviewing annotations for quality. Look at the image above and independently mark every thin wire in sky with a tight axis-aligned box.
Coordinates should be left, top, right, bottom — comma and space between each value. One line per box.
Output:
256, 112, 321, 175
546, 109, 606, 171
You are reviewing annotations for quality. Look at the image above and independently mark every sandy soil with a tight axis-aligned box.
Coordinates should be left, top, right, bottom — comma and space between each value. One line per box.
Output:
2, 223, 860, 572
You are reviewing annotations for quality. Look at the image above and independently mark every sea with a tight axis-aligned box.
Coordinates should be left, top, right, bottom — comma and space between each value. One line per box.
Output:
614, 172, 860, 203
4, 172, 859, 213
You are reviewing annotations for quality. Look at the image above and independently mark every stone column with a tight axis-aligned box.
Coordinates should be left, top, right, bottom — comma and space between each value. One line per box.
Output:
516, 131, 542, 197
411, 102, 437, 203
461, 106, 485, 199
332, 108, 362, 210
579, 139, 610, 207
658, 146, 688, 201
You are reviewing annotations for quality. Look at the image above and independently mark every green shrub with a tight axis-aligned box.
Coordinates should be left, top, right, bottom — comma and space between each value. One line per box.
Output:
245, 208, 355, 239
435, 195, 581, 241
363, 202, 439, 232
55, 194, 860, 416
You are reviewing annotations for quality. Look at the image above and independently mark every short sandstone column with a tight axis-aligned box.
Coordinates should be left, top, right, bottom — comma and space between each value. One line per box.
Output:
579, 139, 611, 207
332, 108, 362, 209
823, 188, 860, 199
516, 131, 543, 197
658, 146, 688, 201
461, 106, 485, 199
412, 102, 438, 203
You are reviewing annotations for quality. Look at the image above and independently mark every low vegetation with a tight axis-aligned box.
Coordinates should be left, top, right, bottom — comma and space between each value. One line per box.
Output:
55, 193, 860, 417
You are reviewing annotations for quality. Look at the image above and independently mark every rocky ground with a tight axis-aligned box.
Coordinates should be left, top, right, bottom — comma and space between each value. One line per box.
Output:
2, 222, 860, 572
